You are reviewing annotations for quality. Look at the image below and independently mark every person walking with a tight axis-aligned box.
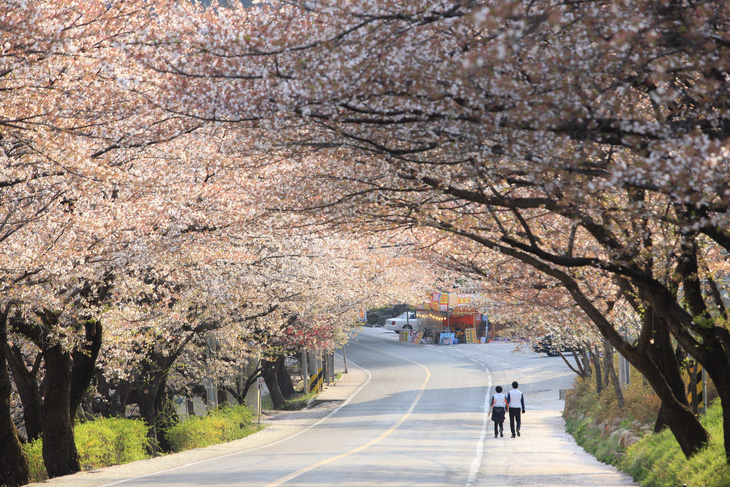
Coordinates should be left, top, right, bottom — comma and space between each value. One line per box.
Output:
488, 385, 507, 438
506, 381, 525, 438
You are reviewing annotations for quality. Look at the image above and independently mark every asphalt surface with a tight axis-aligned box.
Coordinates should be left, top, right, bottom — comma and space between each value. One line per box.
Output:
29, 327, 637, 487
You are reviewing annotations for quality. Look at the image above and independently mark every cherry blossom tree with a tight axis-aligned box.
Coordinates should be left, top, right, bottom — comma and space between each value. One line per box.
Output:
0, 0, 207, 477
6, 3, 728, 483
126, 0, 730, 461
0, 1, 437, 483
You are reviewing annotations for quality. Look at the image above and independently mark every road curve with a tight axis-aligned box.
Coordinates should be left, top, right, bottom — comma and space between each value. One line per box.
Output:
31, 327, 636, 486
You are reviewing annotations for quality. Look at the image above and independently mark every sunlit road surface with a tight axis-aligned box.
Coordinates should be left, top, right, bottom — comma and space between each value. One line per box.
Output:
32, 327, 636, 487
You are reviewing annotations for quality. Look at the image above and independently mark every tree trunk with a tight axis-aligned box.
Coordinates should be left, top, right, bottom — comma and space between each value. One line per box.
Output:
604, 299, 709, 457
155, 391, 177, 453
93, 372, 133, 418
276, 356, 295, 399
136, 385, 158, 453
6, 345, 43, 441
721, 393, 730, 464
696, 342, 730, 464
677, 330, 730, 464
153, 377, 173, 453
581, 342, 593, 378
5, 319, 100, 451
559, 273, 709, 457
630, 351, 706, 457
604, 341, 625, 408
601, 340, 610, 390
134, 367, 169, 455
633, 327, 709, 458
262, 358, 286, 409
654, 404, 668, 433
559, 346, 591, 378
227, 366, 262, 405
0, 305, 30, 487
70, 320, 102, 419
41, 344, 80, 478
591, 344, 603, 393
658, 391, 710, 457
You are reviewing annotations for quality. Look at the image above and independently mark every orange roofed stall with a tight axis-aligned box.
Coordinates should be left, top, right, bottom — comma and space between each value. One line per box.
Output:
415, 292, 489, 344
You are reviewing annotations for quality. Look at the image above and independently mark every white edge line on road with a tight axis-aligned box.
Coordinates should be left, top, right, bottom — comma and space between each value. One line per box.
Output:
100, 356, 373, 487
466, 365, 492, 487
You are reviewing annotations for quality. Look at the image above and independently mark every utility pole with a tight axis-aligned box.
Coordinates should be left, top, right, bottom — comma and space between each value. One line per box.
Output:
302, 350, 309, 393
618, 354, 630, 386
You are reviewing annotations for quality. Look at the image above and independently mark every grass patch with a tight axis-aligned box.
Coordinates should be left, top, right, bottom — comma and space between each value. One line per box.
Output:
565, 414, 620, 464
280, 390, 318, 410
564, 371, 729, 487
619, 399, 730, 487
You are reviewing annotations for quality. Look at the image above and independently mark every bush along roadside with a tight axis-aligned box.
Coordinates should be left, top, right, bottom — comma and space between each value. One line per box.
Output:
23, 404, 258, 483
564, 376, 730, 486
164, 404, 255, 452
23, 417, 151, 483
22, 375, 341, 483
563, 375, 659, 465
618, 399, 730, 487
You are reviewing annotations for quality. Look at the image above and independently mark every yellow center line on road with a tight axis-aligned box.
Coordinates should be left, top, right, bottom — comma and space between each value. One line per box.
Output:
265, 347, 431, 487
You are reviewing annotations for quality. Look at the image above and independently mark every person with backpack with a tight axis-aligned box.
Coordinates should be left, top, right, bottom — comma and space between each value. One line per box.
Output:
488, 385, 507, 438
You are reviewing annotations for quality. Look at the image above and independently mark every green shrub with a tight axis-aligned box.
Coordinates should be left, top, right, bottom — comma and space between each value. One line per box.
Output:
23, 438, 46, 483
564, 372, 663, 472
564, 369, 661, 431
164, 404, 255, 452
75, 417, 150, 468
22, 417, 150, 481
563, 375, 600, 419
567, 371, 730, 487
619, 399, 730, 487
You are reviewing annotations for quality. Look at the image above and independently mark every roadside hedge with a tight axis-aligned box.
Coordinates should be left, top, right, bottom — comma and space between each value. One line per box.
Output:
23, 405, 258, 481
23, 417, 150, 483
75, 417, 151, 468
164, 404, 256, 452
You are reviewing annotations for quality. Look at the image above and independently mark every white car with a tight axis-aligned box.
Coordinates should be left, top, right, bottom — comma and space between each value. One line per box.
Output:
384, 311, 419, 333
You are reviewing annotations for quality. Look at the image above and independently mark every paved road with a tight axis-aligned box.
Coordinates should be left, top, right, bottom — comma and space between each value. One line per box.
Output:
32, 327, 637, 486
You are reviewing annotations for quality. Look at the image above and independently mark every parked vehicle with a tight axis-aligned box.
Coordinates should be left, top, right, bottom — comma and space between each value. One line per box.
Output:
384, 311, 419, 333
532, 335, 569, 356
